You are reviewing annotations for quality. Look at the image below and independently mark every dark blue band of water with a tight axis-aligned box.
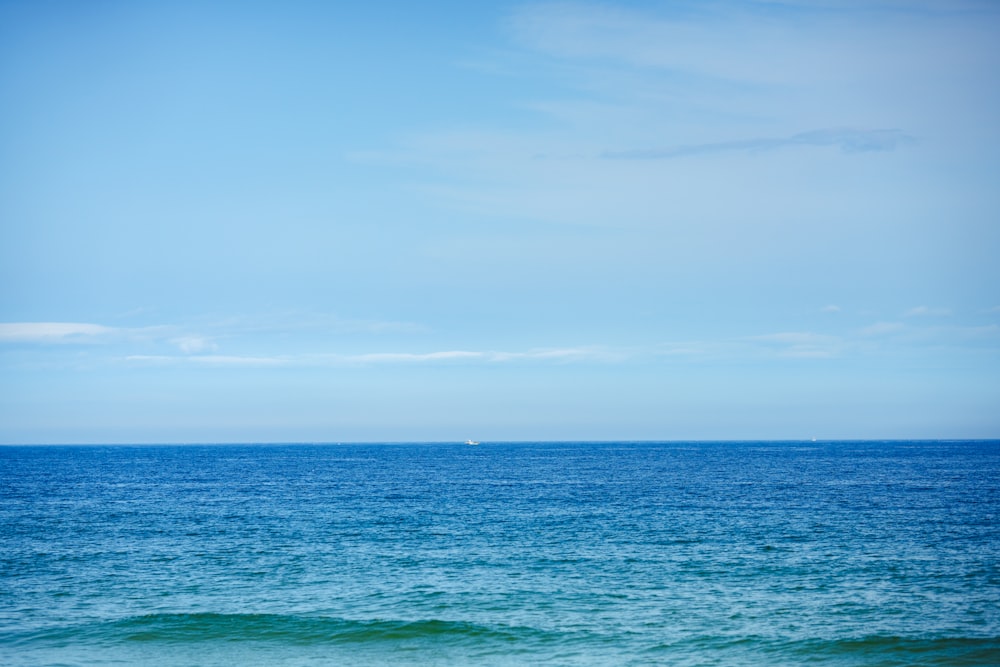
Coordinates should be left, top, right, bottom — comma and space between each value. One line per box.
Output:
2, 441, 999, 666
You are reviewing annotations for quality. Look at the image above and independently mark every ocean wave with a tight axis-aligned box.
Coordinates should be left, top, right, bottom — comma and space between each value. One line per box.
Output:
7, 613, 563, 648
6, 618, 1000, 665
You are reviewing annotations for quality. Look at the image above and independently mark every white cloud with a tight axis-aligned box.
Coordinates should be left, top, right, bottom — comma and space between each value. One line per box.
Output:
0, 322, 118, 342
822, 304, 842, 313
123, 346, 622, 368
171, 336, 218, 354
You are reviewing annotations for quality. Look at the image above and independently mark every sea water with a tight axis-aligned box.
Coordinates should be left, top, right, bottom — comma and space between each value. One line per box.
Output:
1, 441, 998, 666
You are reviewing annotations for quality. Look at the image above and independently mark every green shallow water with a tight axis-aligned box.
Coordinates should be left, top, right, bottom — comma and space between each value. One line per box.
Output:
2, 441, 999, 665
15, 613, 557, 646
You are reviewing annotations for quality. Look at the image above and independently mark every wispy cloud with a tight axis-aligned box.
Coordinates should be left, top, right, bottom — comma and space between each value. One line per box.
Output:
602, 128, 914, 160
747, 332, 844, 358
653, 334, 848, 361
170, 336, 218, 354
1, 315, 428, 354
508, 1, 991, 86
0, 321, 201, 348
124, 346, 622, 368
0, 322, 119, 343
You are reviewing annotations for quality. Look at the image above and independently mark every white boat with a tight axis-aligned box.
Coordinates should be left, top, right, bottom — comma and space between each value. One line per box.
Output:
465, 440, 480, 446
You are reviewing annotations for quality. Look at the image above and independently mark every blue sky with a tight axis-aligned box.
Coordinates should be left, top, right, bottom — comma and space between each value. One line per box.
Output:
1, 0, 998, 443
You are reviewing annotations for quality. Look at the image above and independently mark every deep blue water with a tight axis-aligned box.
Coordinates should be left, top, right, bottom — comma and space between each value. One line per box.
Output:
1, 441, 998, 666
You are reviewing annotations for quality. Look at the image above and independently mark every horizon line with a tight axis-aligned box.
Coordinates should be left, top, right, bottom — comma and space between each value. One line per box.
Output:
2, 438, 997, 446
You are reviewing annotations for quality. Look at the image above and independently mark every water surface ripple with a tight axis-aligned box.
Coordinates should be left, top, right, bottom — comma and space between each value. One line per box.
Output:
2, 441, 998, 665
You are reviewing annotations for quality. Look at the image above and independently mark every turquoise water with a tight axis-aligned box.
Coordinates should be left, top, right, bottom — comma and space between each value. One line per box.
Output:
2, 441, 998, 665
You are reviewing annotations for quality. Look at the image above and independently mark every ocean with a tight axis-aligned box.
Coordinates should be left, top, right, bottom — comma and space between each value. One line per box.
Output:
1, 441, 998, 666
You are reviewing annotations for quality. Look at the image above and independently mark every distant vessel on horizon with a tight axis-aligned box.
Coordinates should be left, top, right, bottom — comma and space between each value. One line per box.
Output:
465, 440, 479, 446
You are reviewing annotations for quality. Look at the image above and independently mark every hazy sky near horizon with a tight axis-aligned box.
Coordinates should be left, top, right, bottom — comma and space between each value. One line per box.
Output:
1, 0, 998, 443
